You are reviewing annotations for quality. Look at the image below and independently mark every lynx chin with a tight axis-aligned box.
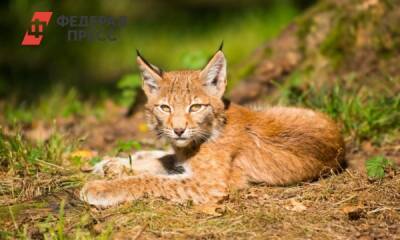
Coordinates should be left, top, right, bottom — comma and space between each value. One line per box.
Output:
80, 46, 345, 207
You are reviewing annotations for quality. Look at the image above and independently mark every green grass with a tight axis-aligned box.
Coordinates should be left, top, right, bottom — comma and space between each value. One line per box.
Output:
0, 130, 63, 176
1, 2, 399, 237
3, 86, 105, 125
1, 86, 399, 238
0, 130, 85, 239
0, 129, 82, 203
277, 83, 400, 144
1, 3, 399, 240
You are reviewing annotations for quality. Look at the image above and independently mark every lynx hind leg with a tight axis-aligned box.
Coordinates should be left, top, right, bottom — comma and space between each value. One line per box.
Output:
92, 150, 173, 178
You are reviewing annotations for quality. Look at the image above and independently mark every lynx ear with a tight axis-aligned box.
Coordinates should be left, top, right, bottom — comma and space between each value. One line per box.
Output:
136, 50, 163, 97
200, 49, 227, 98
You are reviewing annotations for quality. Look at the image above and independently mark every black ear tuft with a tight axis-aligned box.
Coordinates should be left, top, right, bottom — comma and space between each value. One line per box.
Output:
218, 41, 224, 51
136, 49, 148, 64
136, 49, 142, 57
136, 49, 163, 75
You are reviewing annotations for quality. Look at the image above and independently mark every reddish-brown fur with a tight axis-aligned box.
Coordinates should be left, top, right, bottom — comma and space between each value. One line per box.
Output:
80, 49, 345, 207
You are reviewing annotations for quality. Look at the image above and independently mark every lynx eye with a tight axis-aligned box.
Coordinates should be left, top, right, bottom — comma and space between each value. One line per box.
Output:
159, 104, 171, 113
189, 104, 203, 113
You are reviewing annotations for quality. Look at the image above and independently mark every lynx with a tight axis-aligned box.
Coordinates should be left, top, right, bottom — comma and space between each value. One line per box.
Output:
80, 46, 345, 207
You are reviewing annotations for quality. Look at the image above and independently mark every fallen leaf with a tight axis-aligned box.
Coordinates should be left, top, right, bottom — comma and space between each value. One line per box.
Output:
138, 123, 149, 133
341, 204, 364, 220
70, 150, 97, 160
285, 198, 307, 212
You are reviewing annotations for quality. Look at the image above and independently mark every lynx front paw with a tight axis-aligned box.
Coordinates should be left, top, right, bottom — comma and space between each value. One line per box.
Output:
80, 180, 129, 208
90, 150, 172, 178
91, 157, 133, 178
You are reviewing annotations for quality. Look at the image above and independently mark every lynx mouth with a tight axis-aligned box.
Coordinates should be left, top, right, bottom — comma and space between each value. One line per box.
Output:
172, 137, 191, 147
174, 137, 188, 140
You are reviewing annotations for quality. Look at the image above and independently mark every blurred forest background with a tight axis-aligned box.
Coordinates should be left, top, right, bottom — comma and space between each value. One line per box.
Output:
1, 0, 400, 239
0, 0, 308, 119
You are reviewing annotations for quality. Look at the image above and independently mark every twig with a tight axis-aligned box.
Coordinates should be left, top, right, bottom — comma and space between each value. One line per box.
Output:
352, 187, 368, 191
333, 194, 357, 206
133, 224, 148, 240
368, 207, 400, 215
345, 169, 355, 178
36, 159, 66, 170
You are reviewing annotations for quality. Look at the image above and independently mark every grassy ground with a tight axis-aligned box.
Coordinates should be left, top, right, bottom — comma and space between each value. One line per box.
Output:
1, 2, 400, 239
0, 83, 399, 239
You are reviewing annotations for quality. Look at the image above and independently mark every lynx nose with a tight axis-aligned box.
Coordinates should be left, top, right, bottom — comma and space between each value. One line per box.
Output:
173, 128, 185, 137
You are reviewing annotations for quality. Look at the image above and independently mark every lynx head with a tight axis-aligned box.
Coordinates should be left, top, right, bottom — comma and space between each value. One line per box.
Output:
137, 46, 227, 148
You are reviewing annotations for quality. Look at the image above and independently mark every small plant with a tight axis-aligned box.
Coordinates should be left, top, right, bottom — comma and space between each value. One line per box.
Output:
114, 139, 142, 154
87, 156, 101, 166
0, 130, 70, 176
365, 156, 395, 180
37, 200, 66, 240
117, 74, 142, 107
4, 87, 85, 124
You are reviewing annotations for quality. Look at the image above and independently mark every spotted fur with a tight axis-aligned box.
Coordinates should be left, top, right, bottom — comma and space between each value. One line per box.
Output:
80, 49, 345, 207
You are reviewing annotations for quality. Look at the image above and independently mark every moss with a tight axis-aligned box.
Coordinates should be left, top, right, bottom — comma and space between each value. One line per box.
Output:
318, 0, 400, 70
292, 2, 326, 57
375, 9, 400, 57
296, 17, 313, 54
295, 0, 333, 25
319, 13, 355, 69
